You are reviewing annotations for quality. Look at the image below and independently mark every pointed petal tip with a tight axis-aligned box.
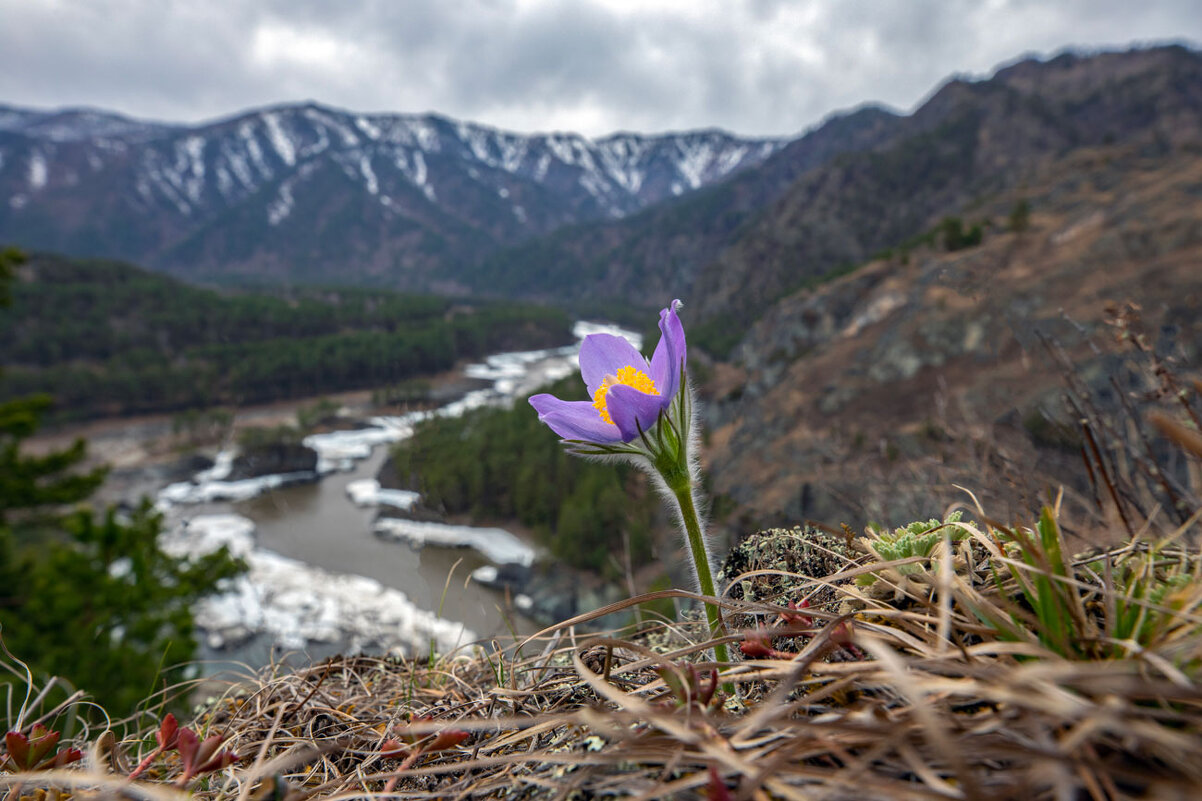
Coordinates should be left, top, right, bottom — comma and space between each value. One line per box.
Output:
651, 297, 687, 399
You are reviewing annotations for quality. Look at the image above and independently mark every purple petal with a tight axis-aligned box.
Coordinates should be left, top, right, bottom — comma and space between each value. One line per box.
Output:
579, 334, 647, 396
649, 299, 686, 400
529, 394, 622, 443
606, 384, 670, 442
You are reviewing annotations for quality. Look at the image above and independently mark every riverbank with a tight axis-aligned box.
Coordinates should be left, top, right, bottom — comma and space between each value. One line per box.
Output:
12, 505, 1201, 800
27, 321, 643, 671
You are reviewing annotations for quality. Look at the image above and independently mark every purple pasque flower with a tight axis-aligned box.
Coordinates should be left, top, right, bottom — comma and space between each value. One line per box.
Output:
530, 300, 686, 444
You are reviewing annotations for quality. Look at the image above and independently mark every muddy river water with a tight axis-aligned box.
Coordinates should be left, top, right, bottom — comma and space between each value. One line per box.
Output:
134, 321, 641, 672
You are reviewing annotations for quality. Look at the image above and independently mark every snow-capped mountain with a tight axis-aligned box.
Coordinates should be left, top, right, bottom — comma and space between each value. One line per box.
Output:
0, 101, 783, 287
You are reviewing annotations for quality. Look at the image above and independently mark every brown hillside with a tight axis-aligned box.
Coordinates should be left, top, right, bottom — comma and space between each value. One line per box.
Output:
704, 143, 1202, 547
690, 45, 1202, 331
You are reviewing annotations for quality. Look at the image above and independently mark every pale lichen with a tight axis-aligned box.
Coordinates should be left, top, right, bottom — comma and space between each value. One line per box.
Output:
718, 526, 858, 618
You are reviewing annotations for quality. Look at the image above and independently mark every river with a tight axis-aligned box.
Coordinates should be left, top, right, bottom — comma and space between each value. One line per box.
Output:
143, 321, 641, 673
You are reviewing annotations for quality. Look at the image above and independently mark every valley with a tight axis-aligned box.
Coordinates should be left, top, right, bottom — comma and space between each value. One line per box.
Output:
3, 41, 1201, 674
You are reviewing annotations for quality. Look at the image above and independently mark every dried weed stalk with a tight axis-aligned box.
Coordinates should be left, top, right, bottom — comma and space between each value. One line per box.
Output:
3, 522, 1201, 800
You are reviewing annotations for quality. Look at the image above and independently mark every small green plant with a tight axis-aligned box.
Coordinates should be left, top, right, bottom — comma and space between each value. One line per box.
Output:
857, 511, 975, 585
990, 507, 1085, 657
1106, 555, 1201, 654
969, 508, 1202, 663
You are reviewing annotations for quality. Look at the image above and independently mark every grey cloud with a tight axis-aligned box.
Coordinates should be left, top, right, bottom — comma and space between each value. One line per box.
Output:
0, 0, 1198, 136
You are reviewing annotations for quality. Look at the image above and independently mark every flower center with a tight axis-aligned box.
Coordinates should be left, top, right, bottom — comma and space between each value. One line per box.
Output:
593, 365, 658, 424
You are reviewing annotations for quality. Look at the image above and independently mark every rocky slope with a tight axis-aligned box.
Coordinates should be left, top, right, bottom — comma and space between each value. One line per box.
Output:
466, 46, 1202, 336
468, 104, 900, 301
0, 103, 781, 288
688, 46, 1202, 334
703, 142, 1202, 543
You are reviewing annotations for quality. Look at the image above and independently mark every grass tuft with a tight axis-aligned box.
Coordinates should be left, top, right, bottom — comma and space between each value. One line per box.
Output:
3, 502, 1202, 799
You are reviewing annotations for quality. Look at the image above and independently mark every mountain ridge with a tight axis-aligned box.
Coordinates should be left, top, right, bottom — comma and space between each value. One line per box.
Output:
2, 45, 1198, 313
687, 44, 1202, 331
0, 100, 785, 287
460, 44, 1202, 331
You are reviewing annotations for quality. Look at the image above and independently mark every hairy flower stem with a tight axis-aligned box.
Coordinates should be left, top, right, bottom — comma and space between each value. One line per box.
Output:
666, 475, 731, 678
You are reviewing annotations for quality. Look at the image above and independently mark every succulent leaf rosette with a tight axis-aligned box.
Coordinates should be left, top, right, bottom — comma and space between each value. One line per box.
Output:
529, 300, 729, 668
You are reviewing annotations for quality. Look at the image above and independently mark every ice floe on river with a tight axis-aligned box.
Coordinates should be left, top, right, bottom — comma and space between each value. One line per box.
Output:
151, 320, 638, 657
374, 518, 535, 567
160, 514, 474, 654
155, 320, 640, 510
158, 471, 316, 505
345, 478, 420, 510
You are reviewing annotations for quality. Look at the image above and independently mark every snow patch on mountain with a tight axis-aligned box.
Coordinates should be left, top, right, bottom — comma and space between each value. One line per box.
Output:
359, 153, 378, 195
263, 112, 296, 167
354, 115, 382, 141
181, 136, 206, 203
545, 134, 579, 166
578, 170, 612, 208
240, 123, 273, 180
715, 143, 749, 174
222, 138, 255, 189
597, 136, 650, 194
676, 139, 715, 190
457, 122, 493, 165
215, 165, 233, 198
27, 152, 47, 189
268, 181, 294, 226
298, 124, 330, 160
401, 118, 440, 151
304, 107, 359, 148
496, 135, 527, 173
407, 150, 434, 201
0, 101, 785, 248
268, 160, 320, 225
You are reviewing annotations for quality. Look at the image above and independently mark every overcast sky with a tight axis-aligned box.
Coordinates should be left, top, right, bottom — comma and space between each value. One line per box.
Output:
1, 0, 1198, 138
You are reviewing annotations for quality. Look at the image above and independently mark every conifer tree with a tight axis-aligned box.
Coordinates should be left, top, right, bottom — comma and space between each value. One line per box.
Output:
0, 247, 244, 715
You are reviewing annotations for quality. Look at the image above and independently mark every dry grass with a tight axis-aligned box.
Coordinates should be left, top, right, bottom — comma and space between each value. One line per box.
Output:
4, 510, 1202, 801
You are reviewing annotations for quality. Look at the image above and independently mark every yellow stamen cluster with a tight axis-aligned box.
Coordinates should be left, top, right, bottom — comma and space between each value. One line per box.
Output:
593, 365, 658, 424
